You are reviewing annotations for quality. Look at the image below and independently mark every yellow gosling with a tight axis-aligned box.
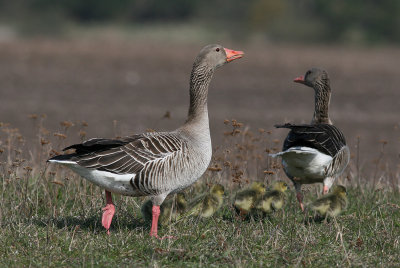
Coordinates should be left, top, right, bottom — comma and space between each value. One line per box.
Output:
255, 181, 288, 214
233, 182, 266, 217
141, 193, 187, 226
188, 184, 225, 218
309, 185, 348, 219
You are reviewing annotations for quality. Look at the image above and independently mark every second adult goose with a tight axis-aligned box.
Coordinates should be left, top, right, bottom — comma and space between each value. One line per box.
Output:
48, 44, 244, 238
271, 68, 349, 211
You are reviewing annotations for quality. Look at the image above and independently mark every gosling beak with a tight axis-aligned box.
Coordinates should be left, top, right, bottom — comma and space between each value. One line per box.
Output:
224, 48, 244, 62
294, 75, 305, 84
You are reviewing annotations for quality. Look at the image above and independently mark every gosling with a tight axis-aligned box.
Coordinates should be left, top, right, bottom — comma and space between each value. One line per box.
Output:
141, 193, 187, 226
233, 182, 266, 217
187, 184, 225, 218
254, 181, 288, 215
308, 185, 348, 220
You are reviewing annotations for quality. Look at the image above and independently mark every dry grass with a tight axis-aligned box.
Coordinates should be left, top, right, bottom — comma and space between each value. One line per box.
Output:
0, 38, 399, 266
0, 116, 399, 266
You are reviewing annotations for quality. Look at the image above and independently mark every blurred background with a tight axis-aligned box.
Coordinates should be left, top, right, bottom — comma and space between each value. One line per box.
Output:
0, 0, 399, 176
1, 0, 400, 43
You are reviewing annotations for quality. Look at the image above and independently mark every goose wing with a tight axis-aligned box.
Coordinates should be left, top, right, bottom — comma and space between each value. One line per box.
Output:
51, 132, 184, 175
275, 123, 347, 157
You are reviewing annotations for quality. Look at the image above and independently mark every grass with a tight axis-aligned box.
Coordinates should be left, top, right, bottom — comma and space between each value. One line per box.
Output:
0, 118, 399, 267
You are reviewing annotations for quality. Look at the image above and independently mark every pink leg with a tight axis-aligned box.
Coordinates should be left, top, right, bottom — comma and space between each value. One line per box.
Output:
150, 205, 160, 238
150, 205, 175, 240
296, 192, 305, 212
323, 185, 329, 194
102, 190, 115, 235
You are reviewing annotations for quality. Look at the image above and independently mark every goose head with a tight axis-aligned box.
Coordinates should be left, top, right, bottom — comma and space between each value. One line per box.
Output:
195, 44, 244, 69
294, 68, 329, 89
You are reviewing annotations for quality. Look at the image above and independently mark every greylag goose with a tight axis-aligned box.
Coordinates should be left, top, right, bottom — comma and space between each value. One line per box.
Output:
271, 68, 349, 211
48, 44, 244, 238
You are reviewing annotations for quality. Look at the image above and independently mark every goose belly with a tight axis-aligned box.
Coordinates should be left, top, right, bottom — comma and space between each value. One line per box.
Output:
280, 147, 332, 181
63, 163, 139, 196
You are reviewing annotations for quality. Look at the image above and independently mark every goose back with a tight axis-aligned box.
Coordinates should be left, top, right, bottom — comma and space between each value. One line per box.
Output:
275, 123, 350, 179
276, 123, 347, 157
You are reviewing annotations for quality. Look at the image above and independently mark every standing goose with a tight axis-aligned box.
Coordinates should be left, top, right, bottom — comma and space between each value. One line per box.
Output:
271, 68, 349, 211
48, 44, 244, 238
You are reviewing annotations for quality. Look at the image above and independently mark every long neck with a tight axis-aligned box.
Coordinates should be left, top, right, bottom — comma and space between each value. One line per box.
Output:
312, 81, 332, 124
185, 63, 214, 125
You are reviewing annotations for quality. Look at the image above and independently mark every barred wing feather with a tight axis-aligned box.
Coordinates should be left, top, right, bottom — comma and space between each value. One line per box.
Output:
64, 133, 184, 175
275, 123, 347, 157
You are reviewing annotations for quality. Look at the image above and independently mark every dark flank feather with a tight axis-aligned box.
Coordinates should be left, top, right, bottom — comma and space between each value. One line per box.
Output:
62, 136, 142, 154
48, 132, 184, 176
275, 123, 347, 157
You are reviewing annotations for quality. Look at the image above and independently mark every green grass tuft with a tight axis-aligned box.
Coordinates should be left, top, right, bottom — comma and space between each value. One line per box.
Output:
0, 117, 399, 266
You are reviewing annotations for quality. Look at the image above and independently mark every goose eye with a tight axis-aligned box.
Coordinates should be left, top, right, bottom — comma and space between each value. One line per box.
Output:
216, 48, 220, 52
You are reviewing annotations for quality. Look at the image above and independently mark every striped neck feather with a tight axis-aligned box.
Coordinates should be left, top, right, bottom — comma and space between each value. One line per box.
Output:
186, 63, 214, 124
312, 79, 332, 125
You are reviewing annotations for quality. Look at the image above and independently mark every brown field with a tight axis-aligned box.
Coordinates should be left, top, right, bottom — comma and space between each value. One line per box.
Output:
0, 38, 398, 175
0, 37, 399, 266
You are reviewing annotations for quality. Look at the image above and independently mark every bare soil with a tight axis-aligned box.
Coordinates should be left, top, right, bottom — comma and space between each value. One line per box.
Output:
0, 39, 398, 174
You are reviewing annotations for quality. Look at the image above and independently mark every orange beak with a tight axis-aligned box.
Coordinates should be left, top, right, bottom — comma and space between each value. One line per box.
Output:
224, 48, 244, 62
294, 75, 305, 84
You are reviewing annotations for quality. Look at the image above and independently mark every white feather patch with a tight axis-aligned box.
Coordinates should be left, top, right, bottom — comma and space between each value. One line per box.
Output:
48, 159, 77, 165
271, 146, 333, 179
51, 161, 137, 196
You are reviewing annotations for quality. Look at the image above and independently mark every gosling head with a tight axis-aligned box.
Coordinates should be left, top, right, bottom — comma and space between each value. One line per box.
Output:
210, 184, 225, 196
332, 185, 347, 196
176, 193, 187, 204
271, 181, 289, 193
250, 182, 266, 194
